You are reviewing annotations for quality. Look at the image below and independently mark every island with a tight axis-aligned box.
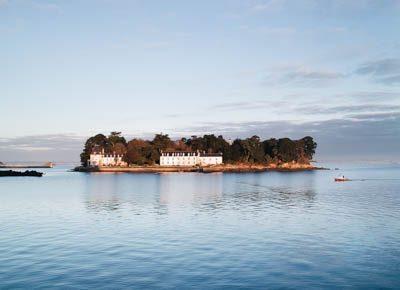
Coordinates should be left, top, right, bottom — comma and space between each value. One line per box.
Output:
74, 132, 322, 173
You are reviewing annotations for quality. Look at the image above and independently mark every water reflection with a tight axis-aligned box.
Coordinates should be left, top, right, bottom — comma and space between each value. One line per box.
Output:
84, 173, 123, 212
83, 173, 159, 214
233, 182, 317, 209
157, 173, 223, 205
238, 172, 317, 209
82, 172, 317, 214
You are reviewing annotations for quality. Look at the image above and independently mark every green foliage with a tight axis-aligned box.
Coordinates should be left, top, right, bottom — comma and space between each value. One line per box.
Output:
277, 138, 298, 162
80, 134, 109, 166
125, 139, 151, 165
301, 136, 317, 159
229, 139, 244, 162
185, 134, 230, 154
108, 132, 127, 156
80, 132, 317, 166
108, 132, 127, 146
80, 132, 127, 166
152, 134, 174, 151
263, 138, 278, 159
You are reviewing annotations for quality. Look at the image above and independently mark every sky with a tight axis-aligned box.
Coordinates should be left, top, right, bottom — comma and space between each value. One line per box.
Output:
0, 0, 399, 163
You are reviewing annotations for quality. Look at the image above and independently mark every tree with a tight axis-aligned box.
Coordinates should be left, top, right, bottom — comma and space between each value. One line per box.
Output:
80, 132, 317, 166
125, 139, 148, 165
277, 138, 298, 162
80, 134, 109, 166
149, 134, 175, 163
248, 135, 266, 163
113, 142, 127, 155
175, 138, 190, 151
229, 139, 244, 162
185, 134, 229, 153
142, 144, 159, 165
301, 136, 317, 160
108, 132, 126, 145
152, 134, 174, 151
234, 136, 265, 163
263, 138, 278, 159
217, 135, 232, 162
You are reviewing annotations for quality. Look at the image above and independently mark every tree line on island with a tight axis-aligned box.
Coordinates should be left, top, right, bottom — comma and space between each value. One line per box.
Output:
81, 132, 317, 166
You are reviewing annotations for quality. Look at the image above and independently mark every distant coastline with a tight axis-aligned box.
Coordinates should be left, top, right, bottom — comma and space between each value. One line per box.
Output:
0, 162, 53, 169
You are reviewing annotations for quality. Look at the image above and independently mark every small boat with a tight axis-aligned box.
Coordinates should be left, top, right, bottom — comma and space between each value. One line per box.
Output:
335, 175, 350, 182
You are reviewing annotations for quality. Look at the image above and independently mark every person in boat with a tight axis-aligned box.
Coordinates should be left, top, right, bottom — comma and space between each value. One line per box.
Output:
335, 175, 349, 181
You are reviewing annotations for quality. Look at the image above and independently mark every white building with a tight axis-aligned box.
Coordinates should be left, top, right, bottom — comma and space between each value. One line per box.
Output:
88, 151, 127, 167
160, 151, 223, 166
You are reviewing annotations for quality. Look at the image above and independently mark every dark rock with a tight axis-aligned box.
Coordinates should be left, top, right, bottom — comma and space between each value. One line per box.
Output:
0, 170, 43, 177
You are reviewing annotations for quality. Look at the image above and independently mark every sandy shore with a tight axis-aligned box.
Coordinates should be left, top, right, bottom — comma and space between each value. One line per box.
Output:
74, 163, 327, 173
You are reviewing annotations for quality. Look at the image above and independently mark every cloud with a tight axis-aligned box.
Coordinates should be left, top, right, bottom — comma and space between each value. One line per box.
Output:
249, 60, 399, 89
173, 114, 400, 161
355, 58, 400, 85
171, 99, 400, 161
177, 114, 399, 140
211, 97, 400, 122
377, 74, 400, 85
0, 134, 84, 151
264, 66, 345, 87
212, 100, 288, 111
347, 111, 400, 121
0, 134, 85, 162
344, 91, 400, 101
281, 69, 344, 83
302, 104, 400, 116
356, 58, 400, 76
213, 101, 260, 111
1, 113, 399, 162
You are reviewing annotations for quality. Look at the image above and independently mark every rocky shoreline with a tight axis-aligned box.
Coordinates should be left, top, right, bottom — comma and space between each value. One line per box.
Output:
74, 163, 327, 173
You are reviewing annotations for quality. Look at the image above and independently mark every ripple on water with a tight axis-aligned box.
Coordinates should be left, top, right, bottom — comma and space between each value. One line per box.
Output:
0, 166, 400, 288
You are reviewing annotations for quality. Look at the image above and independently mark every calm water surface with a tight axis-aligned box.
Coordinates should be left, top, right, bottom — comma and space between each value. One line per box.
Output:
0, 164, 399, 289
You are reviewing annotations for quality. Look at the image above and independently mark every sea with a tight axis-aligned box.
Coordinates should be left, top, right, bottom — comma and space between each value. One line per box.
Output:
0, 163, 399, 289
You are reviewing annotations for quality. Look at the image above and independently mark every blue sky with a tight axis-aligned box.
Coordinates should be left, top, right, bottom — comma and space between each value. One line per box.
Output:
0, 0, 399, 162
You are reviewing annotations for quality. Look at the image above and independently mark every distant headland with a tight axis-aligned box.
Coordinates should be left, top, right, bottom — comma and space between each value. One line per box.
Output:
0, 162, 53, 169
75, 132, 320, 173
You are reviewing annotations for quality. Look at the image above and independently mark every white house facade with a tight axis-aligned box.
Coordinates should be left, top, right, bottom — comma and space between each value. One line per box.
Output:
160, 151, 223, 166
89, 152, 127, 167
